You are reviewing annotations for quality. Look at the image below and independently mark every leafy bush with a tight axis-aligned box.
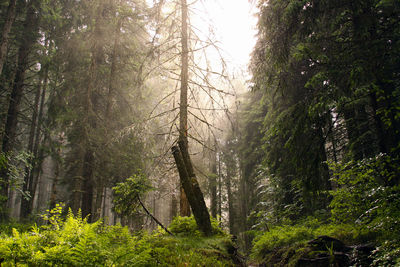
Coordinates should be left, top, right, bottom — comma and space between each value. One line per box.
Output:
168, 216, 225, 237
113, 173, 152, 217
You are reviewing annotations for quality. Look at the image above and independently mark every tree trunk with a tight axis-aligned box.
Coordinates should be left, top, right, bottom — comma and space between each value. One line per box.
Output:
49, 146, 60, 210
93, 16, 122, 221
20, 72, 42, 219
20, 40, 51, 219
0, 0, 17, 75
178, 0, 191, 217
239, 166, 250, 250
29, 56, 51, 213
170, 190, 178, 222
0, 0, 40, 220
81, 149, 94, 220
226, 167, 235, 235
172, 143, 212, 236
217, 154, 222, 222
71, 2, 104, 216
209, 151, 217, 218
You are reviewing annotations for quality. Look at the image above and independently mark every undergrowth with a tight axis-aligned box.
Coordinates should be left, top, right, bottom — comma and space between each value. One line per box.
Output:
251, 155, 400, 265
0, 206, 235, 266
250, 218, 374, 262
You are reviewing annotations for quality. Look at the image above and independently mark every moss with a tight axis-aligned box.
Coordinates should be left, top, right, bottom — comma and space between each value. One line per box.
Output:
251, 218, 378, 266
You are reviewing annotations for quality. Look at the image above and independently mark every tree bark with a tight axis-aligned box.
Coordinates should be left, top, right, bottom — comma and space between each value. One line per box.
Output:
178, 0, 191, 217
217, 154, 222, 221
0, 0, 17, 75
170, 190, 178, 222
209, 151, 217, 218
172, 144, 212, 236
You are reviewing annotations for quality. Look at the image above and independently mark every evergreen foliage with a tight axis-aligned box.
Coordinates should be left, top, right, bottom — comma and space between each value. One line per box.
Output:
1, 0, 400, 264
112, 173, 152, 216
242, 0, 400, 229
228, 0, 400, 262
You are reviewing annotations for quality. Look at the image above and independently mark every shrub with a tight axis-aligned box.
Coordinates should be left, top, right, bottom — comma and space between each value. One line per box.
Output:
168, 216, 225, 237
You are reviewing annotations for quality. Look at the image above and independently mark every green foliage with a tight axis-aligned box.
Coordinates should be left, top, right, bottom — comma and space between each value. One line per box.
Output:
251, 218, 373, 262
112, 173, 152, 216
40, 202, 66, 229
0, 220, 34, 237
329, 154, 400, 239
0, 152, 6, 171
0, 151, 32, 192
0, 151, 33, 215
0, 207, 235, 266
168, 216, 225, 237
247, 0, 400, 232
371, 240, 400, 267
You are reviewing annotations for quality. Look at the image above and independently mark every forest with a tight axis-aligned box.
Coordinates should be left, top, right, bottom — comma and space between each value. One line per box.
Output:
0, 0, 399, 266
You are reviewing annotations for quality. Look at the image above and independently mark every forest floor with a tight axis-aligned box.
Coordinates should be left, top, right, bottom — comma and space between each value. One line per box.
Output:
1, 215, 399, 266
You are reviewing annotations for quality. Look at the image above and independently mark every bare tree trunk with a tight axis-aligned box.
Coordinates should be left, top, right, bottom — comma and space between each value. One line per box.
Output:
209, 150, 217, 218
218, 153, 222, 221
0, 0, 17, 75
172, 143, 212, 236
178, 0, 191, 217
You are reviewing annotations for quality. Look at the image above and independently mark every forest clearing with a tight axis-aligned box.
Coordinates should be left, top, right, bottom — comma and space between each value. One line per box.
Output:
0, 0, 399, 266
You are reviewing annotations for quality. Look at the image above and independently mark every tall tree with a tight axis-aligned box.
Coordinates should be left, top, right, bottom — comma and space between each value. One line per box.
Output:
0, 0, 17, 75
1, 0, 41, 220
169, 0, 212, 235
20, 38, 52, 218
246, 0, 400, 231
178, 0, 191, 217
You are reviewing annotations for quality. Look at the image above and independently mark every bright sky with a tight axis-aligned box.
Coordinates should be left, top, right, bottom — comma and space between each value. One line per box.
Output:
191, 0, 258, 73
